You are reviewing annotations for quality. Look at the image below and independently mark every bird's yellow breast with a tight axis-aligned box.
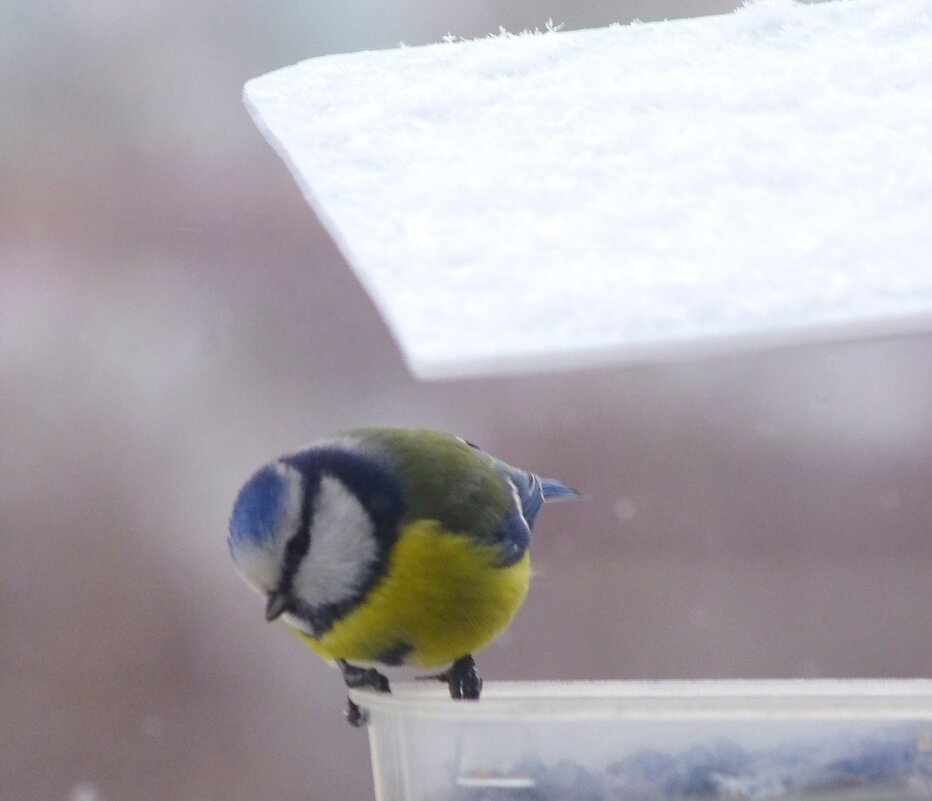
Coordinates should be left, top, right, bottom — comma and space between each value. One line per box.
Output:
294, 520, 531, 668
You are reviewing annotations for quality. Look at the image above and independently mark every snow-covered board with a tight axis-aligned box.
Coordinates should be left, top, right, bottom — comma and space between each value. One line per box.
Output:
245, 0, 932, 379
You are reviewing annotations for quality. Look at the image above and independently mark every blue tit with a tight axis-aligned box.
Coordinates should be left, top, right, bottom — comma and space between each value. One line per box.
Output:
228, 427, 578, 724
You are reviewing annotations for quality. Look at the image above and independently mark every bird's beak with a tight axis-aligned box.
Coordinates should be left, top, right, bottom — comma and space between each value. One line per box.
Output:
265, 590, 290, 622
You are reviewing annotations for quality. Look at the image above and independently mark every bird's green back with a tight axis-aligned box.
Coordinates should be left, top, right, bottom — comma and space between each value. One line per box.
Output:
350, 428, 514, 547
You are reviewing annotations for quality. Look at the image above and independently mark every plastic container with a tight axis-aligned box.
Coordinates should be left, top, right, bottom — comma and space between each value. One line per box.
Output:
350, 680, 932, 801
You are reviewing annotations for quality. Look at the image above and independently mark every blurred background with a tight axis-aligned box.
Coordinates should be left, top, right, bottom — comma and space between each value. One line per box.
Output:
3, 0, 931, 799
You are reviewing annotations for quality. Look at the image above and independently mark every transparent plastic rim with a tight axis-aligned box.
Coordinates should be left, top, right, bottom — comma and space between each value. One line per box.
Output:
349, 679, 932, 722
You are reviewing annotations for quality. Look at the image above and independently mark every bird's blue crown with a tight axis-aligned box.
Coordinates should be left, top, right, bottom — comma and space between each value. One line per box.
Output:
229, 464, 288, 551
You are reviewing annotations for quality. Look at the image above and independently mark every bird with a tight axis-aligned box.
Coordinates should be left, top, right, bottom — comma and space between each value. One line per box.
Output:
228, 427, 579, 725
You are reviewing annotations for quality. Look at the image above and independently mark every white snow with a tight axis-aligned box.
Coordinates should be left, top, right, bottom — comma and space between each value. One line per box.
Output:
245, 0, 932, 379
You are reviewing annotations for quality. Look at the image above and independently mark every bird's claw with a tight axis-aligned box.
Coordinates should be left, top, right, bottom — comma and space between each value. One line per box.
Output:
416, 654, 483, 699
447, 654, 482, 699
344, 697, 369, 727
416, 655, 483, 699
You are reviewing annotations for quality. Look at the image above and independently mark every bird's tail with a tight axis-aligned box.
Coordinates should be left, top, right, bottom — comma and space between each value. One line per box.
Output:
540, 477, 581, 501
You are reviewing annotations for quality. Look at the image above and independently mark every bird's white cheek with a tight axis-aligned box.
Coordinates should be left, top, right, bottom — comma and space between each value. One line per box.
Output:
292, 475, 379, 608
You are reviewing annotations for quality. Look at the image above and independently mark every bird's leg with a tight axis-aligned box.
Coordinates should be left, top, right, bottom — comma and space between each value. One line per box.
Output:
338, 659, 390, 728
417, 654, 483, 700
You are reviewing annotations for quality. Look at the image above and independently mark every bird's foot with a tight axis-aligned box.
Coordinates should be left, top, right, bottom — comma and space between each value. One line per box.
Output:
338, 659, 390, 728
447, 654, 482, 699
338, 659, 391, 692
344, 698, 369, 728
417, 654, 483, 700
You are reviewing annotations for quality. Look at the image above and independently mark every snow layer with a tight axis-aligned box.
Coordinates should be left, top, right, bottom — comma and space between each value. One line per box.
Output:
245, 0, 932, 379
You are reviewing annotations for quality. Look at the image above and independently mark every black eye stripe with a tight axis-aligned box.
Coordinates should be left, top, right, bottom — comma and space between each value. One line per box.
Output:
277, 474, 315, 598
285, 532, 307, 556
